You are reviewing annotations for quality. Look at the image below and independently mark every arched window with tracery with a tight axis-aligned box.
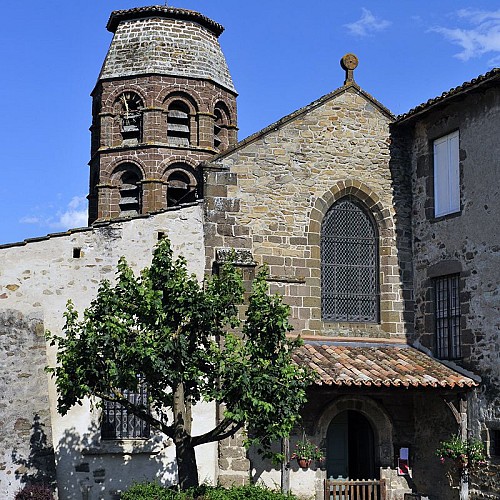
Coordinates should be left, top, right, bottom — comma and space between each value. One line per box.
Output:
167, 101, 191, 146
118, 92, 143, 144
165, 164, 198, 207
321, 196, 378, 322
115, 165, 142, 216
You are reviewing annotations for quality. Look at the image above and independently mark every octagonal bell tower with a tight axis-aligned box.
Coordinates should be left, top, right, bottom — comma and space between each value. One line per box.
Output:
88, 6, 238, 224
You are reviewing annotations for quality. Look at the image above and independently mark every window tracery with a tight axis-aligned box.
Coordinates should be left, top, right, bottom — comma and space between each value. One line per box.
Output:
321, 196, 379, 322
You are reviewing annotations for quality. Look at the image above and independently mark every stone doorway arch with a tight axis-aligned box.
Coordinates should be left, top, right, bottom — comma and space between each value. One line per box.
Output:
315, 396, 394, 477
327, 410, 376, 479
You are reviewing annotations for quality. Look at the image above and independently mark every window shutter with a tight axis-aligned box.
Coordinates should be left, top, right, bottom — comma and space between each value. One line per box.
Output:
448, 131, 460, 213
433, 131, 459, 217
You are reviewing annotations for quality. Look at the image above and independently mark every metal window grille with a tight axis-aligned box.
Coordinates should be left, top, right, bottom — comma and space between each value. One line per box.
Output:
101, 384, 150, 440
434, 274, 461, 359
321, 197, 378, 322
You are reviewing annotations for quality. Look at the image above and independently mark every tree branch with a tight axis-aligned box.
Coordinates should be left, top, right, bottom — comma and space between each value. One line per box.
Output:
192, 417, 244, 447
97, 390, 174, 438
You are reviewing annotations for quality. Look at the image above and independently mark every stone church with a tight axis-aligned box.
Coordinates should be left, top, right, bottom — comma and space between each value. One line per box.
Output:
0, 5, 499, 500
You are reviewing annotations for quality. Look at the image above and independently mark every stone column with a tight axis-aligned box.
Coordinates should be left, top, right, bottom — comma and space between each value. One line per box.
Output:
143, 108, 165, 143
141, 179, 165, 213
96, 184, 119, 220
198, 112, 214, 149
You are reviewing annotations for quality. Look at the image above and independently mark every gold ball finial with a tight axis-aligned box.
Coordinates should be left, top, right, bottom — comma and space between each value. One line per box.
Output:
340, 53, 358, 84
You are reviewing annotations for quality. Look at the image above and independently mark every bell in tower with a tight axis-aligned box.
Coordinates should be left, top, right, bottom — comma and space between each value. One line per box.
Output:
88, 6, 238, 224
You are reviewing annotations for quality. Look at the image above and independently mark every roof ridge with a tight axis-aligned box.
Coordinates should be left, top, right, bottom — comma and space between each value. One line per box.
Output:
397, 67, 500, 123
209, 84, 395, 162
106, 5, 224, 36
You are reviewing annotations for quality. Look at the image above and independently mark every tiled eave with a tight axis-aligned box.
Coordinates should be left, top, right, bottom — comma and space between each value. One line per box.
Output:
292, 339, 479, 389
396, 68, 500, 124
107, 6, 224, 36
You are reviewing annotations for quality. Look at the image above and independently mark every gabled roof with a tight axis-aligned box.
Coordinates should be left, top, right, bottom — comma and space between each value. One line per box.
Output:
210, 82, 395, 162
293, 339, 479, 389
397, 68, 500, 124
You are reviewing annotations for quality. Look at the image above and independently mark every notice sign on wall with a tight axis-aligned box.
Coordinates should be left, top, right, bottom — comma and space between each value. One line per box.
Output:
398, 447, 410, 475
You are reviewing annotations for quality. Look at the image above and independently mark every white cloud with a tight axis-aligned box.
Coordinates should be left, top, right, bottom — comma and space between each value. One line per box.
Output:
55, 196, 88, 229
345, 8, 391, 37
19, 216, 42, 225
20, 196, 88, 232
431, 9, 500, 62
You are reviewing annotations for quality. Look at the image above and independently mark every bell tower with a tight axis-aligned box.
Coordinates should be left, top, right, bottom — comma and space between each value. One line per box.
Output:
88, 6, 238, 224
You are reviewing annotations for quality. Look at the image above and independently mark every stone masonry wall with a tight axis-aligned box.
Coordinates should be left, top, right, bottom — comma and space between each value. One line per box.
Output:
0, 206, 213, 500
407, 86, 500, 497
205, 85, 413, 339
0, 310, 56, 499
204, 84, 414, 488
89, 74, 237, 223
100, 16, 235, 92
89, 7, 237, 224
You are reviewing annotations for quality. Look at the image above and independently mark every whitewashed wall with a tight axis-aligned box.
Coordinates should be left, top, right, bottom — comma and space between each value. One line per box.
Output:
0, 206, 217, 500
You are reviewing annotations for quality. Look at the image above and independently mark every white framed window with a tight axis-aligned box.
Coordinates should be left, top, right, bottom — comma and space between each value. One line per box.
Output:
433, 131, 460, 217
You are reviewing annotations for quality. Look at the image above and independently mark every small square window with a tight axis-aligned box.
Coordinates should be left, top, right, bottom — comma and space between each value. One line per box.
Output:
433, 131, 460, 217
434, 274, 461, 359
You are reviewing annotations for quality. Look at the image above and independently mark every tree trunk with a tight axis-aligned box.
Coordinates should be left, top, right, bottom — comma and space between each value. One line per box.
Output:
281, 437, 290, 495
176, 438, 199, 489
460, 469, 468, 500
173, 382, 199, 488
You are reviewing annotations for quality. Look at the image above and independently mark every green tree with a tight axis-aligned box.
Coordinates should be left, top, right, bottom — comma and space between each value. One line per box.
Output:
47, 238, 310, 489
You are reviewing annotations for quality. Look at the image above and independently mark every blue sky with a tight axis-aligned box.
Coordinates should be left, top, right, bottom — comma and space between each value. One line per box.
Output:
1, 1, 499, 245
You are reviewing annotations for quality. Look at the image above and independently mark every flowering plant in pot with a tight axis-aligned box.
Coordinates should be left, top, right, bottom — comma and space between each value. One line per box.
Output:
436, 435, 486, 471
291, 438, 325, 468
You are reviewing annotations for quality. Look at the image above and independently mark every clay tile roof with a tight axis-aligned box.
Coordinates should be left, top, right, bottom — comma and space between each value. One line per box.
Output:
397, 68, 500, 123
107, 6, 224, 36
293, 341, 479, 389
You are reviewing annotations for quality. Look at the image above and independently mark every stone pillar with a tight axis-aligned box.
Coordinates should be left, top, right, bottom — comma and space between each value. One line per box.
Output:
227, 124, 238, 148
143, 108, 165, 143
99, 113, 115, 148
198, 112, 214, 149
141, 179, 164, 213
96, 184, 118, 220
218, 426, 250, 487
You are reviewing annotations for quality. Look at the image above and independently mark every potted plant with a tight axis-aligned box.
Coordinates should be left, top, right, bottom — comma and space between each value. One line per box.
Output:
436, 435, 486, 472
291, 437, 325, 468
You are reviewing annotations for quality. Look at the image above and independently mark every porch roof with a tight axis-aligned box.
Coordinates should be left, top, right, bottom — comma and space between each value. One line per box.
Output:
292, 339, 479, 389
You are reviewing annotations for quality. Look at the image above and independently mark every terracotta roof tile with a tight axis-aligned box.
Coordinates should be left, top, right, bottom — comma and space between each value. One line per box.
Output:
293, 341, 478, 389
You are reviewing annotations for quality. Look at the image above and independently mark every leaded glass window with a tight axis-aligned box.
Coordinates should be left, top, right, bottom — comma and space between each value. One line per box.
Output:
434, 274, 461, 359
321, 197, 378, 322
101, 384, 150, 440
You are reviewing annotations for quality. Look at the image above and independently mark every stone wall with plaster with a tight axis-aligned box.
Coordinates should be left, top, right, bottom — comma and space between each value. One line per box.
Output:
0, 205, 213, 500
406, 85, 500, 498
0, 310, 56, 499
